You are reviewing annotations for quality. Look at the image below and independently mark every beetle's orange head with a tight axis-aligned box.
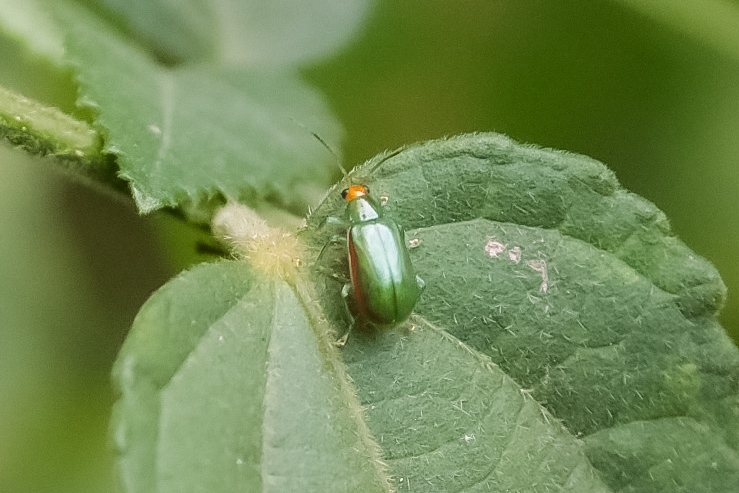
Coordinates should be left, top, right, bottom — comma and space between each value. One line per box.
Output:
341, 184, 370, 202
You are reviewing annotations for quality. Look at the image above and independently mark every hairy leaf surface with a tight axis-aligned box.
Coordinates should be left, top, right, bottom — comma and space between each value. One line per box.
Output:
303, 133, 739, 491
113, 261, 390, 493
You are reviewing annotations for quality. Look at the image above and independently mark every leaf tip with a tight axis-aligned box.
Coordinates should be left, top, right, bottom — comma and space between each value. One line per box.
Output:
128, 184, 163, 213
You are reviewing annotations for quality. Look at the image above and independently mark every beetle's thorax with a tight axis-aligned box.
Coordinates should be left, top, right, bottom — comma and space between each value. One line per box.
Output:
346, 194, 382, 223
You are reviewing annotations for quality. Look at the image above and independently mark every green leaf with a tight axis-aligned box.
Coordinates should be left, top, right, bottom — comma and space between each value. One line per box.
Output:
585, 417, 739, 492
302, 132, 739, 492
344, 320, 611, 491
115, 248, 609, 492
60, 6, 342, 215
116, 133, 737, 491
112, 260, 390, 492
92, 0, 373, 66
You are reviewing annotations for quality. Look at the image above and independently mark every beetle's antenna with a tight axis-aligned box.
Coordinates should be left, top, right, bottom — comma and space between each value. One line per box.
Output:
310, 131, 348, 182
290, 118, 349, 183
366, 147, 405, 176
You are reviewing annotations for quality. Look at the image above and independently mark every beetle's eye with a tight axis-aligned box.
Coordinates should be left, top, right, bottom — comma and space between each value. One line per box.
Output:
341, 188, 349, 199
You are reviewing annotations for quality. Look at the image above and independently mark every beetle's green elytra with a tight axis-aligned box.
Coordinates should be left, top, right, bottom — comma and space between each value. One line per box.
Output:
341, 184, 425, 326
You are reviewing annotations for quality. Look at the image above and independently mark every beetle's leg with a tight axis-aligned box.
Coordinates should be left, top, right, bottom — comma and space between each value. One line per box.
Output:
316, 233, 346, 259
416, 274, 426, 292
335, 283, 356, 346
335, 329, 352, 347
314, 233, 349, 283
314, 212, 347, 272
341, 282, 353, 303
315, 231, 346, 263
320, 215, 349, 230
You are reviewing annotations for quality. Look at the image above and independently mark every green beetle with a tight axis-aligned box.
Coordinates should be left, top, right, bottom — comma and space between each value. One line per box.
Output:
306, 130, 424, 339
340, 183, 425, 326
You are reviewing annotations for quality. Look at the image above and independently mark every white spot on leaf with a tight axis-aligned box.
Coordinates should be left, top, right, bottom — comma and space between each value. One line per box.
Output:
484, 237, 506, 258
508, 246, 522, 263
526, 259, 549, 293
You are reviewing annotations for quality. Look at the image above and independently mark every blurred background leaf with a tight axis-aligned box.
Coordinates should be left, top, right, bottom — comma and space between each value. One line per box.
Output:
1, 0, 737, 491
78, 0, 372, 66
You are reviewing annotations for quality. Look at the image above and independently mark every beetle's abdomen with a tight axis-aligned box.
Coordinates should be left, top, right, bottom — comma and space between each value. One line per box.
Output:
347, 220, 420, 325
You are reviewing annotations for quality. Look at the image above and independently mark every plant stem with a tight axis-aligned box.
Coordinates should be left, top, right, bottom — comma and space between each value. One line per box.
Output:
0, 84, 127, 194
